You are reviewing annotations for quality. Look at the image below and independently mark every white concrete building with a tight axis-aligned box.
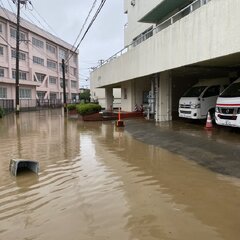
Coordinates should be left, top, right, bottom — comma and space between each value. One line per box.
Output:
0, 8, 79, 105
90, 0, 240, 121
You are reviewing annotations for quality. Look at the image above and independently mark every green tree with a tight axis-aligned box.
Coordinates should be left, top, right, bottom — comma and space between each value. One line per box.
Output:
79, 89, 90, 103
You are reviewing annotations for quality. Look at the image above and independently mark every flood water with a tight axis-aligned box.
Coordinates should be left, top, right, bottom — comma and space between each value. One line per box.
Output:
0, 109, 240, 240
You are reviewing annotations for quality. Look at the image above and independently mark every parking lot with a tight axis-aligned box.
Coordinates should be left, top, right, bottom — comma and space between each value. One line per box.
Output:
125, 118, 240, 178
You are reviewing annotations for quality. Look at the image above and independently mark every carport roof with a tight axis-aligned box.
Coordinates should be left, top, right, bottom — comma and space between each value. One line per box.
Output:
139, 0, 191, 24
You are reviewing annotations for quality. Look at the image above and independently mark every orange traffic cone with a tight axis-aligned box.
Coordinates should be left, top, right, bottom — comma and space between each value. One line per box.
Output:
205, 111, 213, 129
115, 108, 124, 127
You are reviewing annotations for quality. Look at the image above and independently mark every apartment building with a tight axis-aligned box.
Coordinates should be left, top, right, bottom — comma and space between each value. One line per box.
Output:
0, 7, 79, 105
90, 0, 240, 121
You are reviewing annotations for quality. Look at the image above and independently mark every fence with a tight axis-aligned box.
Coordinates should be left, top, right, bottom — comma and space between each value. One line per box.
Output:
0, 99, 80, 114
20, 99, 63, 111
0, 99, 14, 114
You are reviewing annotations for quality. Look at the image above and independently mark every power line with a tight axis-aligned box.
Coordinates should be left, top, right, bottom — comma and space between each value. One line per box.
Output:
66, 0, 107, 64
0, 0, 12, 21
6, 0, 16, 14
28, 1, 59, 38
69, 0, 98, 53
0, 2, 81, 87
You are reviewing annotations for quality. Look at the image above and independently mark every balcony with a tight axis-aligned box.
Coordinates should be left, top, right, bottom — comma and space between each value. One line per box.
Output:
94, 0, 212, 69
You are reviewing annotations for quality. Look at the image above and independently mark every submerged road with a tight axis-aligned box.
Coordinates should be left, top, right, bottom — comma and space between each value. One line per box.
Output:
125, 119, 240, 178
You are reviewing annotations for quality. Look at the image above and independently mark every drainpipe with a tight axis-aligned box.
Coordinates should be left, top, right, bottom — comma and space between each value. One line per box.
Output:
151, 78, 155, 116
155, 74, 159, 122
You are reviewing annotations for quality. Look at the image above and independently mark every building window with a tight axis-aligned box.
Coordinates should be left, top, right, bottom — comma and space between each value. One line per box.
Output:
0, 68, 4, 77
50, 92, 57, 99
10, 28, 16, 38
0, 87, 7, 98
71, 80, 77, 89
0, 46, 3, 56
70, 67, 77, 77
12, 70, 27, 80
73, 54, 78, 64
20, 88, 31, 99
46, 43, 56, 54
32, 37, 44, 48
49, 76, 57, 85
37, 91, 45, 100
34, 73, 46, 83
59, 48, 67, 60
60, 78, 68, 88
10, 28, 26, 41
33, 56, 44, 66
47, 59, 57, 69
11, 49, 26, 61
59, 63, 68, 73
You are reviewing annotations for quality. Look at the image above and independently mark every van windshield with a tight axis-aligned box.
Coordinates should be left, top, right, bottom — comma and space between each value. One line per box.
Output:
183, 86, 206, 97
220, 82, 240, 97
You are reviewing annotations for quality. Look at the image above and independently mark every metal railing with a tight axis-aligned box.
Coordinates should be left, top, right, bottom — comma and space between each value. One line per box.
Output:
0, 99, 14, 114
0, 99, 82, 113
94, 0, 211, 70
20, 99, 63, 111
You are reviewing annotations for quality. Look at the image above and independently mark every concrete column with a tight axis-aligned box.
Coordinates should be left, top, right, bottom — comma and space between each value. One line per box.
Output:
154, 74, 159, 121
121, 80, 134, 112
156, 71, 172, 122
105, 87, 113, 110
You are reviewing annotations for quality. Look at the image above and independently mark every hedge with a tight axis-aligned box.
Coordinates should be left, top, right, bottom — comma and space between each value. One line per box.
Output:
76, 103, 101, 115
67, 104, 77, 111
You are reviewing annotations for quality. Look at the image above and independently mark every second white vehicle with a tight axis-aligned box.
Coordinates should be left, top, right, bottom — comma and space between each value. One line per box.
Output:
215, 78, 240, 128
179, 78, 230, 120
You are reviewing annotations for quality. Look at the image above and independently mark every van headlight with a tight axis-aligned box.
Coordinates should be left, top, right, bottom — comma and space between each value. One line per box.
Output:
191, 103, 200, 109
215, 107, 220, 113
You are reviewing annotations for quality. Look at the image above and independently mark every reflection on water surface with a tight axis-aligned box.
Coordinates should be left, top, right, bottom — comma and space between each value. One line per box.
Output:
0, 110, 239, 240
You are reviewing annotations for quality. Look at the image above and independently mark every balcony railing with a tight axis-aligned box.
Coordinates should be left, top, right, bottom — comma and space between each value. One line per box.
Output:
93, 0, 211, 70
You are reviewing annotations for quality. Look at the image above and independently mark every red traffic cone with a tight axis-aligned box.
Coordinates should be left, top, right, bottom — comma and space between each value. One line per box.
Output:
205, 111, 213, 129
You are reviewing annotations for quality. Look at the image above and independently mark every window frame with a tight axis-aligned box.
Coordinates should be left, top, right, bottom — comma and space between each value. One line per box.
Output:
32, 37, 44, 48
19, 88, 31, 99
0, 87, 7, 98
33, 56, 44, 66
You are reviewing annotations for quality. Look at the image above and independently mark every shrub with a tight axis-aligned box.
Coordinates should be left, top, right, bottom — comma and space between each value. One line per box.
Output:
76, 103, 101, 115
67, 104, 77, 111
0, 107, 4, 118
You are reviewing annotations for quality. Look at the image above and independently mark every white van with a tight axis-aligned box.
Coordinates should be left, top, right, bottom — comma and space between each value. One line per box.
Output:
215, 78, 240, 128
179, 78, 230, 120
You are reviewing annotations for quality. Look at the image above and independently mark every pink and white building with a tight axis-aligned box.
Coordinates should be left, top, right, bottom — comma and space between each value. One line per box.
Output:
0, 8, 79, 104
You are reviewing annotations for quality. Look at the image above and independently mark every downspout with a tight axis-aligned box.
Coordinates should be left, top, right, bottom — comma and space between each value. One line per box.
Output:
155, 74, 159, 121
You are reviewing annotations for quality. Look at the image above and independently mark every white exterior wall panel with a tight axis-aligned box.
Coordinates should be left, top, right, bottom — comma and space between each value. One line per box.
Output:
92, 0, 240, 88
124, 0, 161, 46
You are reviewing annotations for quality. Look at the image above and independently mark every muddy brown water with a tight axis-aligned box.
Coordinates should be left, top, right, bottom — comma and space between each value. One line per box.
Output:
0, 110, 240, 240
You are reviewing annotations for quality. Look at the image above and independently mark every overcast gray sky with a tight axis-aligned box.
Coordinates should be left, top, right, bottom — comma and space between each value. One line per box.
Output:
1, 0, 126, 88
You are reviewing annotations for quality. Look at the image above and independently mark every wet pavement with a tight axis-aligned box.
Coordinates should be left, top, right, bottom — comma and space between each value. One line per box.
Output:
125, 119, 240, 178
0, 110, 240, 240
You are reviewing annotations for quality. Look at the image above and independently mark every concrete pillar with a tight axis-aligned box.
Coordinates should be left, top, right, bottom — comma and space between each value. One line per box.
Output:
156, 71, 172, 122
121, 81, 134, 112
105, 87, 113, 110
154, 74, 159, 121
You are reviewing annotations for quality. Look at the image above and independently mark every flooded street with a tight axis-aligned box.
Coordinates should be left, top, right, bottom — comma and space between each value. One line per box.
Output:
0, 110, 240, 240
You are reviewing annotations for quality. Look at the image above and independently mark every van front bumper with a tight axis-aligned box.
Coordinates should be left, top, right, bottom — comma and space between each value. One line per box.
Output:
179, 109, 203, 119
215, 114, 240, 127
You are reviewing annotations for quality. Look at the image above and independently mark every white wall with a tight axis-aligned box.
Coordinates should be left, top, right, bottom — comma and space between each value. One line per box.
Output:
91, 0, 240, 88
124, 0, 162, 46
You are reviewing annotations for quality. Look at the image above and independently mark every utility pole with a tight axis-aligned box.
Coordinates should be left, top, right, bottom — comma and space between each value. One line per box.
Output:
62, 59, 67, 112
13, 0, 29, 114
